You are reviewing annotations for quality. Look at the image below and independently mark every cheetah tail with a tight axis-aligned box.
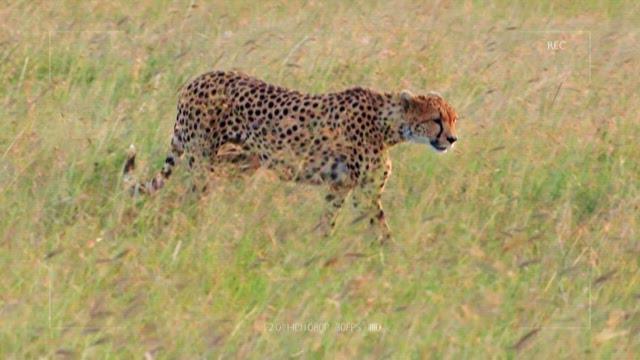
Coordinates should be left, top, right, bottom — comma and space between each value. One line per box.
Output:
123, 144, 180, 195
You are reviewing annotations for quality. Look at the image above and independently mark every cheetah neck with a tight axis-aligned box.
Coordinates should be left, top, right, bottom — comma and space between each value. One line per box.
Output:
378, 93, 408, 147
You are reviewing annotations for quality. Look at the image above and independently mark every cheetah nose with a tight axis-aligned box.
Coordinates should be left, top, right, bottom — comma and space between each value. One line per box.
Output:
447, 136, 457, 144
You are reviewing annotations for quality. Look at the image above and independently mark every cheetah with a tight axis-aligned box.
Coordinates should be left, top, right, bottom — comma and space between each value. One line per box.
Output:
124, 70, 458, 242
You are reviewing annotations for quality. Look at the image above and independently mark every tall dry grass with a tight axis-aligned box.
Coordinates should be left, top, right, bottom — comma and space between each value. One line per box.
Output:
1, 0, 639, 357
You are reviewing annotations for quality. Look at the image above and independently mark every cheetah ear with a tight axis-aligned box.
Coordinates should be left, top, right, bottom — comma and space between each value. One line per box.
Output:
400, 90, 414, 111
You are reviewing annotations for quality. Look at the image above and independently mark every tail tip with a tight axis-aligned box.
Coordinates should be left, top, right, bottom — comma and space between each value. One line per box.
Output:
127, 144, 136, 158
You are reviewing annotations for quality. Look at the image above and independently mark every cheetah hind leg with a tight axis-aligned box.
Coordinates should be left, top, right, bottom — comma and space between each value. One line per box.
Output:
182, 153, 219, 195
184, 145, 260, 195
213, 144, 261, 179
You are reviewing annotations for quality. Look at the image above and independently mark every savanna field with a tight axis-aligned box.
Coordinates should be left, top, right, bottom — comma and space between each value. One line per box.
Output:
1, 0, 639, 358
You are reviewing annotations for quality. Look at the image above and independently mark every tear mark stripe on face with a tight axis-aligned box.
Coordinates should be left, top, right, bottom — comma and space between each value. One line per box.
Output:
435, 118, 444, 140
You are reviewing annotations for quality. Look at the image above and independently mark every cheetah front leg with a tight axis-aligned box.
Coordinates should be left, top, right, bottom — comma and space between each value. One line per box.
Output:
315, 185, 351, 237
352, 159, 392, 244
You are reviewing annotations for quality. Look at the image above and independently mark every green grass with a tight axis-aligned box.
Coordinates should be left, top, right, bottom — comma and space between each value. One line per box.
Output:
1, 0, 639, 358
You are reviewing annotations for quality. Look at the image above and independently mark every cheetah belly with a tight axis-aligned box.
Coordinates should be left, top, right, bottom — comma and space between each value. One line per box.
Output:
243, 124, 353, 187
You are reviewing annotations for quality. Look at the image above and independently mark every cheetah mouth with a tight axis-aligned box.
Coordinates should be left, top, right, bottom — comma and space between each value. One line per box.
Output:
403, 129, 448, 152
430, 141, 448, 153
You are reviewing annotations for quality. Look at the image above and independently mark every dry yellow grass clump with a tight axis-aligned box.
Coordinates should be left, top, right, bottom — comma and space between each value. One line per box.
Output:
1, 0, 639, 358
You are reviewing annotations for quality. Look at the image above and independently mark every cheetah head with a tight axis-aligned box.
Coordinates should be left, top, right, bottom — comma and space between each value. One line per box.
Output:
399, 90, 458, 153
